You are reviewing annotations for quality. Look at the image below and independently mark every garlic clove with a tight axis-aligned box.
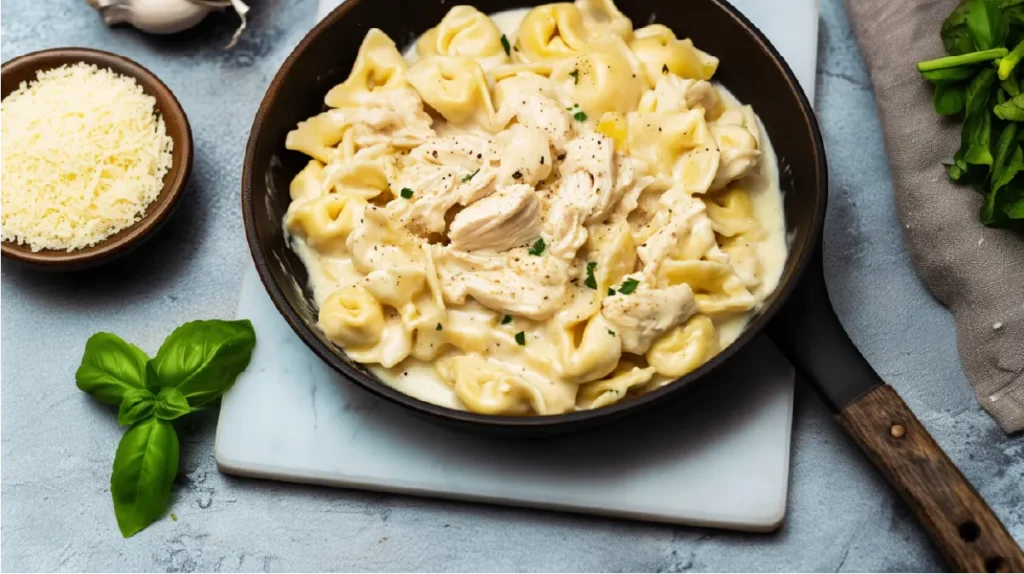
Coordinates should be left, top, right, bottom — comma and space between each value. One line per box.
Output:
86, 0, 250, 47
86, 0, 216, 35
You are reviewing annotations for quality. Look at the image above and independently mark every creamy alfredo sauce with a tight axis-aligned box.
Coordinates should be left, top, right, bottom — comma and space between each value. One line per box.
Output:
287, 6, 788, 411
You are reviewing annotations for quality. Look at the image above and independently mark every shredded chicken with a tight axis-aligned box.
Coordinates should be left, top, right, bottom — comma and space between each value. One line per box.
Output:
448, 184, 542, 252
433, 246, 571, 320
602, 281, 698, 354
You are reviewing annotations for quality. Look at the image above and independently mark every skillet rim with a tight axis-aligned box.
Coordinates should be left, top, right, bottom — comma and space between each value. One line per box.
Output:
241, 0, 828, 431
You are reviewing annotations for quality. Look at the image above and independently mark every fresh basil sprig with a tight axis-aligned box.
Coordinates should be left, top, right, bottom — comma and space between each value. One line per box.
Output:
916, 0, 1024, 230
75, 320, 256, 538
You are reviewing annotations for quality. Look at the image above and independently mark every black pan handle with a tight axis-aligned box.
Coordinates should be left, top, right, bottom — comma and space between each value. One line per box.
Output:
768, 246, 1024, 573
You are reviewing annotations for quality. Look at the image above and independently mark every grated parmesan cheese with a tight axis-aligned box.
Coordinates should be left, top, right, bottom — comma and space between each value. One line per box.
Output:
1, 63, 174, 252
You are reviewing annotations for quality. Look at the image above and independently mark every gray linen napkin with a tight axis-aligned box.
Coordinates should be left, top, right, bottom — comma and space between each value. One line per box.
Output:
846, 0, 1024, 433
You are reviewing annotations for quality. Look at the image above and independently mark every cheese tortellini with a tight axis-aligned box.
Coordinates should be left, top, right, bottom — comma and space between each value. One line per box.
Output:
417, 6, 509, 69
283, 0, 786, 416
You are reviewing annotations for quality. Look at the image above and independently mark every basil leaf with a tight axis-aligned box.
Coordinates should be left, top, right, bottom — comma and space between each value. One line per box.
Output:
111, 418, 179, 537
943, 1, 975, 55
150, 319, 256, 406
155, 388, 191, 421
967, 0, 1007, 51
75, 333, 151, 405
934, 84, 967, 115
994, 92, 1024, 119
118, 388, 156, 427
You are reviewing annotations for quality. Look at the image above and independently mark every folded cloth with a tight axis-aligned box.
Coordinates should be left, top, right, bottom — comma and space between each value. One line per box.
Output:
846, 0, 1024, 433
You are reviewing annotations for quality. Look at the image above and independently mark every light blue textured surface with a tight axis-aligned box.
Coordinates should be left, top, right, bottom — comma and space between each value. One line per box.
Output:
1, 0, 1021, 571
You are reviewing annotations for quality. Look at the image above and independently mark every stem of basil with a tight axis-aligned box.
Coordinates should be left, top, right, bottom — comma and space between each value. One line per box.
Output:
917, 47, 1009, 71
998, 40, 1024, 80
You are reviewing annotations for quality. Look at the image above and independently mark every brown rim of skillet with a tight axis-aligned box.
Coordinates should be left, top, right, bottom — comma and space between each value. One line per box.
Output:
242, 0, 827, 433
1, 47, 193, 272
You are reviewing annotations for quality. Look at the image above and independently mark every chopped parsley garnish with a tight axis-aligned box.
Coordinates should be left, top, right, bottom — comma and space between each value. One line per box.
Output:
528, 237, 546, 256
462, 168, 480, 183
617, 278, 640, 294
500, 34, 511, 56
584, 261, 598, 289
515, 331, 526, 345
662, 63, 669, 74
573, 110, 587, 122
435, 323, 443, 331
501, 314, 512, 325
569, 69, 580, 84
608, 287, 615, 296
607, 329, 616, 337
400, 187, 414, 199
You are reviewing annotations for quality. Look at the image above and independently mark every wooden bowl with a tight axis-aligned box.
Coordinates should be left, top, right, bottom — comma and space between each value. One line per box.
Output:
0, 48, 193, 271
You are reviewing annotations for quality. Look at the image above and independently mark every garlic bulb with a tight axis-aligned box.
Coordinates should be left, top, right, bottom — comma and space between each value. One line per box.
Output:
86, 0, 249, 47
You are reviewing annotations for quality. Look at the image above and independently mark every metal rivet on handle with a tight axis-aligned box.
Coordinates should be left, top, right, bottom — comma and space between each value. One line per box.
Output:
890, 424, 906, 438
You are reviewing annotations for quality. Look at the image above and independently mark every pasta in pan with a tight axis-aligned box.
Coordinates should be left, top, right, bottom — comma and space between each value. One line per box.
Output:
283, 1, 788, 415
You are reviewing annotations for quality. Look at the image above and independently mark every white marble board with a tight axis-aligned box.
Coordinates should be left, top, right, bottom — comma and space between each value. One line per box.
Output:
215, 0, 818, 532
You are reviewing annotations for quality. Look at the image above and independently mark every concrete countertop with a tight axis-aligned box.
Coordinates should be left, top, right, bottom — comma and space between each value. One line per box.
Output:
2, 0, 1021, 571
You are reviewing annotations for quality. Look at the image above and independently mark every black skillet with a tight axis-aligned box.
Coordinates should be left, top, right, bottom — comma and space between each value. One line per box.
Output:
240, 0, 1024, 569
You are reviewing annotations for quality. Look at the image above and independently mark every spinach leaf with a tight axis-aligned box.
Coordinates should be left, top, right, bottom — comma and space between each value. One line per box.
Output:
150, 320, 256, 407
944, 1, 976, 55
118, 388, 156, 427
155, 388, 191, 421
957, 68, 998, 166
935, 84, 967, 114
968, 0, 1009, 50
1003, 74, 1021, 95
76, 333, 150, 405
994, 92, 1024, 118
110, 418, 178, 537
1005, 195, 1024, 217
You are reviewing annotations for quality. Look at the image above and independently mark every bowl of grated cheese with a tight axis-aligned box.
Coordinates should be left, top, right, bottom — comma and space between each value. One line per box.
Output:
0, 48, 193, 271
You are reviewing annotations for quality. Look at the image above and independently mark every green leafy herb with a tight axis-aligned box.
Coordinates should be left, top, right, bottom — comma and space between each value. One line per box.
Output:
584, 261, 598, 289
918, 0, 1024, 229
501, 315, 512, 325
154, 388, 191, 421
111, 417, 179, 538
569, 69, 580, 84
150, 320, 257, 407
76, 319, 257, 537
934, 84, 967, 115
515, 331, 526, 346
528, 237, 546, 256
436, 322, 443, 331
501, 34, 511, 56
608, 287, 616, 296
400, 187, 414, 199
607, 329, 616, 337
462, 168, 480, 183
966, 0, 1007, 51
573, 110, 588, 122
942, 1, 975, 55
995, 92, 1024, 119
75, 333, 150, 405
118, 388, 156, 427
617, 277, 640, 294
662, 63, 669, 74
